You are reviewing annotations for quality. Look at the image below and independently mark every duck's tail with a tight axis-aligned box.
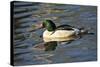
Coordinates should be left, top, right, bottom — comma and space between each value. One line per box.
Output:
79, 28, 95, 35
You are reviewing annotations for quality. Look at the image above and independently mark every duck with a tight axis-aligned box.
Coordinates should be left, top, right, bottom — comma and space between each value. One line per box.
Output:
30, 19, 94, 51
42, 19, 81, 42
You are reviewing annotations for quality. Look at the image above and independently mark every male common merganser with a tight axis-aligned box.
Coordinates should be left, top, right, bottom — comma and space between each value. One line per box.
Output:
31, 19, 94, 51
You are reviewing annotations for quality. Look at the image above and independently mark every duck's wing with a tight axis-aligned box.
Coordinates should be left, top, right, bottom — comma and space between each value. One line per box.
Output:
50, 24, 75, 36
33, 41, 57, 51
56, 24, 74, 30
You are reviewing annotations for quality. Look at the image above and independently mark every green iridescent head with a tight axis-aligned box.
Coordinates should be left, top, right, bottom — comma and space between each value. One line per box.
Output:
42, 19, 56, 31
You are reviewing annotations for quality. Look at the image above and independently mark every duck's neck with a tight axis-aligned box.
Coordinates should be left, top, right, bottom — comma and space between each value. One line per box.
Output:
46, 26, 56, 32
46, 24, 56, 32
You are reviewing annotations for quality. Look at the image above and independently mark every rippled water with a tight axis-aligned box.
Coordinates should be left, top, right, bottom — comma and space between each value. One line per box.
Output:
12, 1, 97, 66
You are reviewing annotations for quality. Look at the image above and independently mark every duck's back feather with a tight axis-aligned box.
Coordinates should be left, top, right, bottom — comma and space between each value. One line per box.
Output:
56, 24, 74, 30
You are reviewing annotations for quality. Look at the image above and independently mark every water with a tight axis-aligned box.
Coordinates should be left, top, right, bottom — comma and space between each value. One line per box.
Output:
13, 1, 97, 66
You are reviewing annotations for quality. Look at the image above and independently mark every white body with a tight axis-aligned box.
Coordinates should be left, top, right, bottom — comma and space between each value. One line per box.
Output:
43, 29, 79, 42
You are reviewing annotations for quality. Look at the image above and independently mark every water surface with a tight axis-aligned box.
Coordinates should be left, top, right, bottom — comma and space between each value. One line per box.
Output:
13, 1, 97, 66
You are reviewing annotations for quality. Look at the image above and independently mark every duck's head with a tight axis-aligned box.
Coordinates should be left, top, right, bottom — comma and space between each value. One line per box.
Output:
42, 19, 56, 31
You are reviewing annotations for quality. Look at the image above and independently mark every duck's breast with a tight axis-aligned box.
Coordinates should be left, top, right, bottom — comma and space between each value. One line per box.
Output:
43, 30, 76, 42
